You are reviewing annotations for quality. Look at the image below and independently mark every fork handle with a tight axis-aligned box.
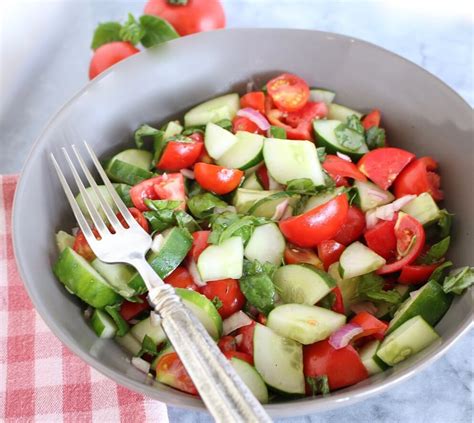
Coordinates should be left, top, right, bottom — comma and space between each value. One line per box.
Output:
133, 260, 272, 423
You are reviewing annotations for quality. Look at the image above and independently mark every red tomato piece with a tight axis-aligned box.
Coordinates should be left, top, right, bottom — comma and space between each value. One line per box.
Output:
393, 157, 443, 201
240, 92, 266, 114
317, 240, 346, 271
377, 213, 425, 274
116, 207, 150, 233
333, 206, 366, 246
256, 313, 267, 325
266, 73, 310, 112
194, 163, 244, 195
73, 229, 100, 261
398, 263, 439, 285
218, 336, 237, 353
188, 230, 210, 261
362, 109, 381, 130
119, 294, 150, 321
256, 165, 270, 190
144, 0, 225, 36
155, 352, 198, 395
232, 116, 264, 135
331, 286, 345, 315
224, 351, 254, 366
164, 267, 198, 290
358, 148, 415, 190
157, 140, 203, 171
350, 312, 388, 340
364, 218, 397, 260
236, 321, 256, 356
322, 155, 367, 183
303, 340, 368, 391
279, 194, 349, 248
199, 279, 245, 319
89, 42, 139, 79
284, 245, 324, 269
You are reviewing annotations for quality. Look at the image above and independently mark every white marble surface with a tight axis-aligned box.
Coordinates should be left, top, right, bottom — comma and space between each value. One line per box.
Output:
0, 1, 472, 421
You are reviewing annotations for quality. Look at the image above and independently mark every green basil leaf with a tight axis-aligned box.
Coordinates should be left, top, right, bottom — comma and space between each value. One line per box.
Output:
365, 126, 386, 149
91, 22, 123, 50
285, 178, 332, 196
174, 211, 201, 233
187, 193, 228, 219
316, 147, 327, 162
430, 261, 453, 284
143, 210, 175, 233
215, 119, 233, 131
306, 375, 330, 396
438, 209, 453, 239
182, 126, 206, 136
418, 237, 450, 264
120, 13, 145, 45
105, 305, 129, 336
318, 292, 336, 310
212, 296, 223, 310
134, 124, 163, 150
145, 199, 183, 211
270, 126, 287, 139
346, 115, 364, 134
139, 15, 179, 48
357, 273, 402, 305
136, 334, 158, 357
442, 266, 474, 295
239, 272, 276, 315
334, 123, 365, 151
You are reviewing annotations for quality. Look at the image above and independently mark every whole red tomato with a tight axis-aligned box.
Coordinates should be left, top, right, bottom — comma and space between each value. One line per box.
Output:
89, 42, 139, 79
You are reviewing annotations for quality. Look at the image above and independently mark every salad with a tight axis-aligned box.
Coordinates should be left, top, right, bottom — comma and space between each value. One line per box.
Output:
53, 72, 473, 401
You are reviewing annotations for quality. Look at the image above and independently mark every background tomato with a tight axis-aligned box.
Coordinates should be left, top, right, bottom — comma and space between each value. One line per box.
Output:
89, 42, 139, 79
266, 73, 310, 112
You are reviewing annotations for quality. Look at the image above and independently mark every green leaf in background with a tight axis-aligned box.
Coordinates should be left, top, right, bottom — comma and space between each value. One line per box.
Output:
418, 237, 450, 264
91, 22, 123, 50
306, 375, 330, 396
365, 126, 386, 149
120, 13, 146, 45
442, 266, 474, 295
139, 15, 179, 48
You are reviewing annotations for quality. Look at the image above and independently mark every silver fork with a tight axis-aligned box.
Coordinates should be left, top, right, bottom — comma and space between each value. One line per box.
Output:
51, 142, 272, 423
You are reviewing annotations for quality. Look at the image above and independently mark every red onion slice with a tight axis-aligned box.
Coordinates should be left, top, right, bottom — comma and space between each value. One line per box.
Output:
237, 107, 270, 131
336, 152, 352, 162
367, 188, 389, 201
350, 301, 378, 315
328, 323, 363, 349
186, 258, 207, 287
180, 169, 195, 179
131, 357, 150, 374
223, 311, 253, 336
271, 199, 290, 221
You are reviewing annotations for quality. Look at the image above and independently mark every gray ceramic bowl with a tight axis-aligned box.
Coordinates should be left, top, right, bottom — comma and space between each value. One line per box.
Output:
13, 29, 473, 418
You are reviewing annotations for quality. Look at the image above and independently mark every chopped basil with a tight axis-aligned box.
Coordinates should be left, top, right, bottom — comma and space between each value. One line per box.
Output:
134, 124, 163, 151
437, 209, 453, 239
306, 375, 330, 396
136, 334, 159, 357
442, 266, 474, 295
346, 115, 364, 134
187, 193, 228, 219
105, 305, 129, 336
334, 124, 364, 151
418, 237, 450, 264
211, 297, 223, 310
357, 273, 402, 304
430, 261, 453, 284
270, 126, 287, 139
316, 147, 327, 162
208, 212, 268, 245
365, 126, 386, 149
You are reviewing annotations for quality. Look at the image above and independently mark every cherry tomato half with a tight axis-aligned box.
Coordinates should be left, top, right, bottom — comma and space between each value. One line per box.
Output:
200, 279, 245, 319
317, 240, 346, 271
116, 207, 150, 233
232, 116, 264, 135
364, 217, 397, 260
89, 42, 139, 80
398, 263, 439, 285
236, 321, 256, 356
155, 352, 198, 395
73, 229, 100, 261
157, 139, 203, 171
218, 336, 237, 353
284, 245, 324, 269
361, 109, 381, 130
322, 155, 367, 183
240, 92, 266, 114
119, 294, 150, 321
333, 206, 366, 246
350, 312, 388, 341
266, 73, 310, 112
279, 194, 349, 248
194, 163, 244, 195
164, 267, 198, 290
188, 230, 210, 262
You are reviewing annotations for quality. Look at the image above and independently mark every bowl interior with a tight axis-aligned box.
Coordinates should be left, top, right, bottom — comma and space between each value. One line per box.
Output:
13, 29, 473, 417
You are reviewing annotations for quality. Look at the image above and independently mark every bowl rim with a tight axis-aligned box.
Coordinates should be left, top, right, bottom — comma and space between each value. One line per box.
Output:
12, 27, 474, 417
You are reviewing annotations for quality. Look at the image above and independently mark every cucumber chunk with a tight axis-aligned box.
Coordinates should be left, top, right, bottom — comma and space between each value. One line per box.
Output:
263, 139, 325, 186
91, 259, 136, 299
105, 149, 153, 185
230, 357, 269, 403
176, 288, 223, 340
163, 121, 183, 139
313, 120, 368, 160
55, 231, 75, 253
309, 88, 336, 104
233, 189, 280, 214
217, 131, 264, 170
358, 339, 387, 375
184, 93, 240, 127
204, 123, 238, 160
401, 193, 441, 225
91, 309, 117, 338
234, 189, 298, 218
274, 264, 336, 305
130, 315, 167, 345
302, 187, 345, 213
354, 180, 395, 212
53, 247, 121, 308
244, 223, 285, 265
327, 103, 362, 121
377, 316, 440, 366
387, 280, 452, 334
76, 185, 117, 222
115, 332, 142, 356
267, 304, 346, 345
197, 236, 244, 282
241, 173, 263, 191
339, 242, 386, 279
328, 262, 360, 315
253, 323, 305, 395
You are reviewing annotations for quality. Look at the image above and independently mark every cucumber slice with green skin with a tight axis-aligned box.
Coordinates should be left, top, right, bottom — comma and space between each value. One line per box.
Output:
302, 187, 345, 213
55, 231, 75, 253
162, 121, 183, 139
151, 344, 175, 371
176, 288, 223, 340
115, 332, 142, 356
248, 192, 299, 218
241, 173, 263, 191
244, 223, 285, 266
375, 284, 411, 319
90, 309, 117, 338
263, 139, 325, 186
387, 280, 452, 335
253, 323, 305, 395
128, 227, 192, 293
354, 180, 394, 212
339, 242, 386, 279
328, 262, 360, 315
267, 304, 346, 345
377, 316, 440, 366
105, 305, 129, 336
401, 193, 441, 226
327, 103, 362, 121
53, 248, 121, 308
197, 236, 244, 282
91, 259, 136, 299
233, 189, 279, 213
313, 120, 368, 160
130, 315, 167, 345
358, 339, 387, 375
274, 264, 336, 305
309, 88, 336, 104
204, 122, 239, 160
76, 185, 117, 222
184, 93, 240, 127
230, 357, 269, 403
114, 183, 133, 207
217, 131, 264, 170
105, 149, 154, 185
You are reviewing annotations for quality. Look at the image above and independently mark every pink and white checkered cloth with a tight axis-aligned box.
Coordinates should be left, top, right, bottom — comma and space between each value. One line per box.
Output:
0, 175, 169, 422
